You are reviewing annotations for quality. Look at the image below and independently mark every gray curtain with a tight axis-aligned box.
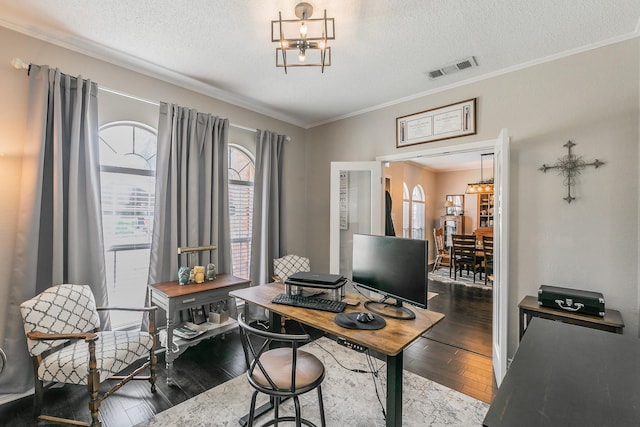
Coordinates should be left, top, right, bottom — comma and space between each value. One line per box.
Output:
0, 65, 106, 394
248, 130, 287, 320
148, 103, 231, 289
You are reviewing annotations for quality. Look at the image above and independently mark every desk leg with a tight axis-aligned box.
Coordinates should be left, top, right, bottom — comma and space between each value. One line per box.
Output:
519, 308, 525, 340
387, 352, 403, 427
269, 312, 282, 335
519, 309, 532, 341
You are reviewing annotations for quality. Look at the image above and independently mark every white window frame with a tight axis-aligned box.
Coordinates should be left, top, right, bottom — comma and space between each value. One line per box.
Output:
98, 120, 157, 329
411, 184, 425, 239
228, 143, 255, 279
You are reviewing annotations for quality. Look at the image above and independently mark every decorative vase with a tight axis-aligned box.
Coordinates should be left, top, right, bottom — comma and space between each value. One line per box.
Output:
206, 263, 217, 280
178, 266, 191, 285
193, 265, 205, 284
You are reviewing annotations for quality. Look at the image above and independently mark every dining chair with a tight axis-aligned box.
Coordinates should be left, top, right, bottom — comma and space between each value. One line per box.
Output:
432, 227, 452, 275
482, 235, 494, 286
19, 284, 157, 427
238, 313, 326, 427
451, 234, 483, 282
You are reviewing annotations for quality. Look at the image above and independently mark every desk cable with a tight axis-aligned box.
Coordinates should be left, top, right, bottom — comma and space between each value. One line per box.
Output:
347, 279, 377, 304
307, 323, 388, 422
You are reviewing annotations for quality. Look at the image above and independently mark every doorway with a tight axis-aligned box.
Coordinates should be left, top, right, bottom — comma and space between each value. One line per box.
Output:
377, 131, 510, 385
388, 156, 493, 358
329, 130, 510, 385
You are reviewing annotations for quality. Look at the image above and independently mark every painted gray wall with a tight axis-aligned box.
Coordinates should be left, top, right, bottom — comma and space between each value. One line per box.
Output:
305, 38, 640, 355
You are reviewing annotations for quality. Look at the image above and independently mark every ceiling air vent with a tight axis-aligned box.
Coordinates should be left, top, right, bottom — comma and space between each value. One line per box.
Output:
426, 56, 478, 80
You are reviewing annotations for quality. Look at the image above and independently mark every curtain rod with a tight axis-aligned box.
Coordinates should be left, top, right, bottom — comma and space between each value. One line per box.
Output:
11, 57, 258, 135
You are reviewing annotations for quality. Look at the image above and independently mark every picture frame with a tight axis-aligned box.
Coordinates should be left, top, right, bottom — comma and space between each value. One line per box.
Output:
396, 98, 476, 148
446, 194, 465, 216
190, 306, 206, 325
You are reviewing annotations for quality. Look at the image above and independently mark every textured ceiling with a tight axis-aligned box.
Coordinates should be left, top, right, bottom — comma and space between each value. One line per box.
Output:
1, 0, 639, 129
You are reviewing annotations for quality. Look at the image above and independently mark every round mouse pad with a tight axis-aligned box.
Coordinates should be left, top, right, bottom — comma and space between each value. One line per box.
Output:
334, 312, 386, 330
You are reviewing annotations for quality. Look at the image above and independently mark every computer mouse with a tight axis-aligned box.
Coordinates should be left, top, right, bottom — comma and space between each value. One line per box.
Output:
356, 312, 375, 323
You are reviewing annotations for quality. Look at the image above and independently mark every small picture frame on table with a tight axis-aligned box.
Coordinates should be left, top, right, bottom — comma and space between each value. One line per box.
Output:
190, 306, 206, 325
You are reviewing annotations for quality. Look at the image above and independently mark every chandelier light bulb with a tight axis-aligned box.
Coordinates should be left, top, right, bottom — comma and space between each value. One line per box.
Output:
298, 50, 306, 62
300, 22, 308, 37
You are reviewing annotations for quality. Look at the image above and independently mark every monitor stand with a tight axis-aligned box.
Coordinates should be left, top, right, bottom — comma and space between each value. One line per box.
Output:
364, 299, 416, 320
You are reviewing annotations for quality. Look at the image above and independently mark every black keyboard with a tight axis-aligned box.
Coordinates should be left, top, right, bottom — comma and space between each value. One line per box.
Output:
272, 293, 347, 313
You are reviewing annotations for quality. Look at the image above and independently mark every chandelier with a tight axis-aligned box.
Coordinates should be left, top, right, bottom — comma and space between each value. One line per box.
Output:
466, 153, 494, 194
272, 2, 335, 73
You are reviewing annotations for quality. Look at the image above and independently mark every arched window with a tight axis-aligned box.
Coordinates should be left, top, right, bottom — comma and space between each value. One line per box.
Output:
228, 144, 255, 279
99, 121, 157, 328
411, 185, 425, 239
402, 183, 410, 238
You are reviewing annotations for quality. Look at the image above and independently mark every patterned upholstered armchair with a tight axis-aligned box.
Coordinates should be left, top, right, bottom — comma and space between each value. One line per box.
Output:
19, 284, 157, 427
272, 255, 310, 332
273, 254, 310, 283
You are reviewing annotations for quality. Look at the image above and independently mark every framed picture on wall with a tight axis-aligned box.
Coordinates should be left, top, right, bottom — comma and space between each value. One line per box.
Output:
396, 98, 476, 147
446, 194, 464, 216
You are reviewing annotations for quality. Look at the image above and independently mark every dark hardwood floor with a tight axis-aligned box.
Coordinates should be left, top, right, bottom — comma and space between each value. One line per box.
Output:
0, 276, 495, 426
407, 279, 496, 403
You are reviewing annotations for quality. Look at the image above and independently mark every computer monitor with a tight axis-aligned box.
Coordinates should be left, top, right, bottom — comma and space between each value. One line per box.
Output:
351, 233, 428, 320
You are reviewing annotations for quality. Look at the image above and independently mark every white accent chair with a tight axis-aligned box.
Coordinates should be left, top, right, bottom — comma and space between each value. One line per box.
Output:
20, 284, 157, 427
273, 254, 311, 283
272, 255, 311, 332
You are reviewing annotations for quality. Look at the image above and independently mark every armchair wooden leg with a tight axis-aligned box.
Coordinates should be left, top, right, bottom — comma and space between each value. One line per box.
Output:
33, 380, 43, 420
87, 340, 102, 427
149, 353, 157, 393
148, 310, 157, 393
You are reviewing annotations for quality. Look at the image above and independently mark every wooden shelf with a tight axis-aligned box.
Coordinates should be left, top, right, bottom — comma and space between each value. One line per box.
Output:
158, 318, 238, 358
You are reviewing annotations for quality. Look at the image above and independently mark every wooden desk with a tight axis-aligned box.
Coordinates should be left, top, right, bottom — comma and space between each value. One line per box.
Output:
519, 295, 624, 340
148, 274, 251, 384
230, 282, 444, 427
484, 318, 640, 426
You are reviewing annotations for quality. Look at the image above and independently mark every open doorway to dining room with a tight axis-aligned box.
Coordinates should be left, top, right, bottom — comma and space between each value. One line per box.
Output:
384, 152, 494, 358
376, 130, 510, 386
329, 130, 509, 386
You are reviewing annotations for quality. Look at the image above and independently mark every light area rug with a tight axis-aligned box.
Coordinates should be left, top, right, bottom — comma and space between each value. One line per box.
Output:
137, 337, 488, 427
431, 268, 492, 290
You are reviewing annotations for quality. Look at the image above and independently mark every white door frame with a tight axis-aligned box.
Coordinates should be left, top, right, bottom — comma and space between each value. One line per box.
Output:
376, 132, 509, 385
492, 129, 510, 385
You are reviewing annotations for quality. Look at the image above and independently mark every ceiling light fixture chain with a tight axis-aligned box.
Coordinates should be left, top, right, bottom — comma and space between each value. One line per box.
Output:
466, 153, 494, 194
272, 2, 335, 73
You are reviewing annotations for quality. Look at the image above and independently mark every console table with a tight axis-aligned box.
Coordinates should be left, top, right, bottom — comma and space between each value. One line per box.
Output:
148, 273, 251, 385
518, 295, 624, 340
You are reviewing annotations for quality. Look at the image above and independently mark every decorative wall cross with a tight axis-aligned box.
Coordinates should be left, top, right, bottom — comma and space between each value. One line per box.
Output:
539, 141, 604, 203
